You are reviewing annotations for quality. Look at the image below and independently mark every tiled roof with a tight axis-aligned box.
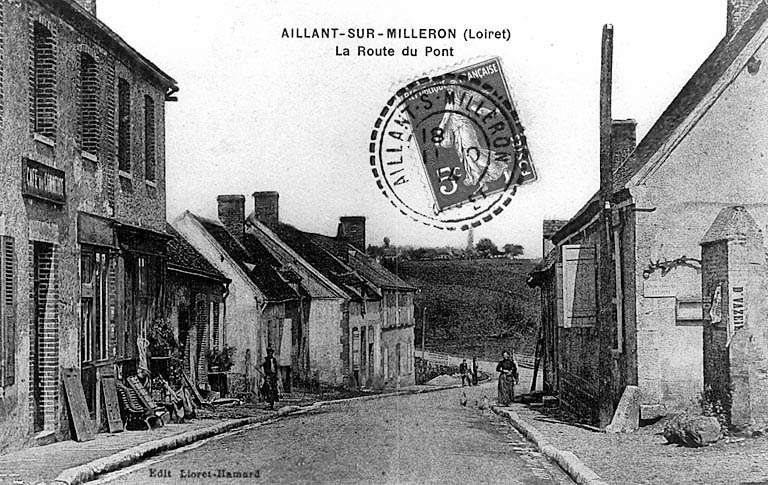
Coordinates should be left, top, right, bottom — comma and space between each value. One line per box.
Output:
273, 224, 380, 301
613, 4, 768, 189
191, 214, 297, 302
542, 220, 570, 239
166, 223, 228, 282
553, 5, 768, 245
309, 233, 417, 292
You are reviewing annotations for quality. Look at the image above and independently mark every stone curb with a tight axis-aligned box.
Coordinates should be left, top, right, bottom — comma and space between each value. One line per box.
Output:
52, 415, 274, 485
491, 405, 610, 485
51, 384, 461, 485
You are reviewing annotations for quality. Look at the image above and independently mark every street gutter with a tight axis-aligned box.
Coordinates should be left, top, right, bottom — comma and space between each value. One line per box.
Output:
491, 405, 609, 485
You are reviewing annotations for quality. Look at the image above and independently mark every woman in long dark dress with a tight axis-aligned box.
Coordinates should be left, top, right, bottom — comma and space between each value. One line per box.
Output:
496, 351, 519, 405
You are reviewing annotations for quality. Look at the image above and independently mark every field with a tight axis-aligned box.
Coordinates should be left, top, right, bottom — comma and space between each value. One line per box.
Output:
393, 258, 541, 361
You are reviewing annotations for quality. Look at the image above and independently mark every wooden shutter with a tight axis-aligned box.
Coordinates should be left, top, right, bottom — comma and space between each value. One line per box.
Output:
561, 245, 597, 328
1, 237, 15, 386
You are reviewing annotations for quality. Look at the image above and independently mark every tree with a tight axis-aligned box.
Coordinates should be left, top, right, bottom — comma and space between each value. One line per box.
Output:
503, 244, 524, 259
383, 236, 391, 248
475, 238, 498, 258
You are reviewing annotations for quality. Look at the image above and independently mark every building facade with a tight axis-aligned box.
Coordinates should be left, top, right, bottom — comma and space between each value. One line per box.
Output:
529, 0, 768, 426
172, 200, 300, 397
165, 224, 229, 392
0, 0, 176, 450
247, 192, 417, 389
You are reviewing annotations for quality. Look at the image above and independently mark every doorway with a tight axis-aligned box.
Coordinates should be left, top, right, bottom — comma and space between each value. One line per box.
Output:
80, 246, 110, 421
31, 241, 57, 433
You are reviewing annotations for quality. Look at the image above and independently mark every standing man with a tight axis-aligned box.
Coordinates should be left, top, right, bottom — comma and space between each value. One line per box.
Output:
262, 348, 279, 410
472, 356, 479, 386
459, 359, 469, 387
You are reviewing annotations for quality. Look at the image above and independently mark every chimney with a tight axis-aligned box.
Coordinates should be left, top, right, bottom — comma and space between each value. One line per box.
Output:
611, 119, 637, 170
542, 219, 569, 256
252, 191, 279, 230
337, 216, 366, 252
217, 195, 245, 241
727, 0, 763, 38
74, 0, 97, 16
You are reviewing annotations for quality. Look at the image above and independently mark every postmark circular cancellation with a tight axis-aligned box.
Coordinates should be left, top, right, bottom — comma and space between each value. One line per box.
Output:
370, 58, 536, 231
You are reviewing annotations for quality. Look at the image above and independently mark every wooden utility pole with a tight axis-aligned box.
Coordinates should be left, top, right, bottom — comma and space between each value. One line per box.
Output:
597, 24, 617, 427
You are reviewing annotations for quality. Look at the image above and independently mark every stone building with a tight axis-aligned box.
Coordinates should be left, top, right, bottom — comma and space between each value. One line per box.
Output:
529, 0, 768, 426
0, 0, 176, 449
172, 201, 301, 397
165, 224, 229, 392
246, 192, 417, 389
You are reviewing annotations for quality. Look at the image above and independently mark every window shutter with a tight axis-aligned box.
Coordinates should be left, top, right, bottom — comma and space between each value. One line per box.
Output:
561, 244, 597, 328
1, 237, 15, 386
555, 262, 564, 327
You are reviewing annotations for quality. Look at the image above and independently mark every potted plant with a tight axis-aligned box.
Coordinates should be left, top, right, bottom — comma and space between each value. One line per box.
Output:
206, 344, 236, 372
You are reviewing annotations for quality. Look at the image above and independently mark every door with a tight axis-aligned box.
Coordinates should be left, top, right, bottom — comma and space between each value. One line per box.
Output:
80, 247, 110, 421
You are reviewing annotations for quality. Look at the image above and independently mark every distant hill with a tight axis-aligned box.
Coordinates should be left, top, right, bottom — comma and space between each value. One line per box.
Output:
392, 258, 540, 361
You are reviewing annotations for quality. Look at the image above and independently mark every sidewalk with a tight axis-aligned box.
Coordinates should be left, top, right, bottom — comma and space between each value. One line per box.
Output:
495, 400, 768, 485
0, 383, 457, 485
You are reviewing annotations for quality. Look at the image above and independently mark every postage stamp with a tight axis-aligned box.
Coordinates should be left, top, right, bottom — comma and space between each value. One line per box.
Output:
370, 57, 536, 231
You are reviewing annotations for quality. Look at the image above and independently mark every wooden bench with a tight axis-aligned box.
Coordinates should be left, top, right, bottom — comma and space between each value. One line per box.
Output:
116, 378, 168, 430
115, 381, 158, 430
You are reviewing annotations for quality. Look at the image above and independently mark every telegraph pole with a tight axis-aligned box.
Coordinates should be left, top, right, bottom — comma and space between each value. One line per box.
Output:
597, 24, 616, 427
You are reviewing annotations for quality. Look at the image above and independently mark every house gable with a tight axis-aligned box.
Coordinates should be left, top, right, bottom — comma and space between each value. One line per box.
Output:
245, 216, 348, 300
628, 5, 768, 188
172, 211, 266, 303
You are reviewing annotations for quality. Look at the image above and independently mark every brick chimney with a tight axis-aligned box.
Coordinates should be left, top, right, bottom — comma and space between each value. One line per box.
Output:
217, 195, 245, 242
542, 219, 568, 256
337, 216, 366, 252
252, 191, 279, 230
74, 0, 97, 16
611, 119, 637, 169
727, 0, 763, 38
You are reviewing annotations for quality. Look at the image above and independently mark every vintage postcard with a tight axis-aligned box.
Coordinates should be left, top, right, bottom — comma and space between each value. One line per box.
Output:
0, 0, 765, 484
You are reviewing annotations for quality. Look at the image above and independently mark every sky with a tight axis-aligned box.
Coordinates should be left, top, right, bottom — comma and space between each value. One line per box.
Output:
98, 0, 724, 257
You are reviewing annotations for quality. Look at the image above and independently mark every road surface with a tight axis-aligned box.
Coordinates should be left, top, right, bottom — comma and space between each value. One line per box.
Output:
97, 382, 571, 484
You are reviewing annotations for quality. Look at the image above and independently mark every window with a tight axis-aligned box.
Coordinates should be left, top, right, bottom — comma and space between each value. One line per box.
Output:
79, 53, 100, 156
395, 343, 401, 376
382, 347, 389, 380
32, 22, 56, 140
119, 253, 160, 360
117, 78, 130, 172
0, 237, 15, 387
80, 248, 109, 363
351, 327, 360, 370
212, 302, 220, 350
143, 95, 155, 181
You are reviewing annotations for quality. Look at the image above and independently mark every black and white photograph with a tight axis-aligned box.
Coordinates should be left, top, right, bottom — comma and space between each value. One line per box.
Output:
0, 0, 766, 483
